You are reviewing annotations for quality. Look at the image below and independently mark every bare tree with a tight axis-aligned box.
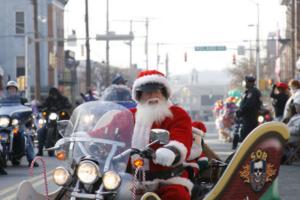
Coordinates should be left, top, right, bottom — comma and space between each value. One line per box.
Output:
227, 57, 256, 88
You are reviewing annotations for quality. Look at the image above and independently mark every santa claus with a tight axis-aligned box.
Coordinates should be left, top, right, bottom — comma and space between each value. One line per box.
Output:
130, 70, 193, 200
185, 121, 209, 180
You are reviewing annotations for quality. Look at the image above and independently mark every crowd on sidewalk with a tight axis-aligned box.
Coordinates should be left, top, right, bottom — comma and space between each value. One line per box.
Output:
214, 76, 300, 163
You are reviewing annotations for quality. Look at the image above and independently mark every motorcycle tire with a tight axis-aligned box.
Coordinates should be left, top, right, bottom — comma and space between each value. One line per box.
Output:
0, 152, 7, 168
48, 150, 55, 157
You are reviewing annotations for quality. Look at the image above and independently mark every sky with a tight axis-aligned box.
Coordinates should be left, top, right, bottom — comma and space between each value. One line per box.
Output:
64, 0, 286, 76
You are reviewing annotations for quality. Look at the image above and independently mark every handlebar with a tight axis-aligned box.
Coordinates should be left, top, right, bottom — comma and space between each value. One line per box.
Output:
112, 140, 159, 161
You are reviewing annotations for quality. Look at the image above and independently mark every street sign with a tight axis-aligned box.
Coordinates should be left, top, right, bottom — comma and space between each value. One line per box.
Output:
194, 46, 227, 51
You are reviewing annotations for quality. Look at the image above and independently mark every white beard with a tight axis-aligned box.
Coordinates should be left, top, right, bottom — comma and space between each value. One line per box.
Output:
131, 98, 173, 149
187, 142, 202, 161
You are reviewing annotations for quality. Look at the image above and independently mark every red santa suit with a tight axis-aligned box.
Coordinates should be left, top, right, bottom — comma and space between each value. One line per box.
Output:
184, 121, 209, 179
130, 70, 193, 200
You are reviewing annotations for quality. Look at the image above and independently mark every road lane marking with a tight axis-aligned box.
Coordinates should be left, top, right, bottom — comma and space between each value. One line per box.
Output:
0, 169, 54, 196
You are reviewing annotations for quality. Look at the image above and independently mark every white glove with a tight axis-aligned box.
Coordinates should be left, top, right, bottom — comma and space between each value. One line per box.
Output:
154, 148, 176, 167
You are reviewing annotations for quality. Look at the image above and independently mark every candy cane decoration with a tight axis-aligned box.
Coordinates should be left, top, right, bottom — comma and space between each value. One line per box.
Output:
29, 156, 49, 200
132, 167, 140, 200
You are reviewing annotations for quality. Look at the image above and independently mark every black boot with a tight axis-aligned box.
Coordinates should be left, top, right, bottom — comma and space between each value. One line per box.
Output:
232, 134, 239, 150
28, 160, 39, 167
0, 167, 7, 175
36, 146, 43, 156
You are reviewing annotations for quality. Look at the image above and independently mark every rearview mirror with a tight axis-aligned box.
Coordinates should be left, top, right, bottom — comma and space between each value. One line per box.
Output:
150, 129, 170, 145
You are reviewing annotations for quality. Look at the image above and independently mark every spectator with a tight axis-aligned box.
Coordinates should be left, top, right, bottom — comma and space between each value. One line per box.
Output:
282, 79, 300, 123
270, 82, 290, 121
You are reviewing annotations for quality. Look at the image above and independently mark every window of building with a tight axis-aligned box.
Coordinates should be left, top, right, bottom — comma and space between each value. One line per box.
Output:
16, 56, 25, 77
15, 12, 25, 34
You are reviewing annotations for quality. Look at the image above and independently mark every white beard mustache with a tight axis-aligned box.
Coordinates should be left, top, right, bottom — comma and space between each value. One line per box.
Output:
131, 98, 173, 149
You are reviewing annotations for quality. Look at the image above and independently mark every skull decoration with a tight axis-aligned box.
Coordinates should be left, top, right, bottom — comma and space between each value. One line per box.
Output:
250, 160, 266, 192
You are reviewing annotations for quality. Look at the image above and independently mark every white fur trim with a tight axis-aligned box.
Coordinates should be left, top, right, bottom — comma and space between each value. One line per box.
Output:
161, 177, 194, 194
143, 177, 194, 194
192, 127, 205, 137
198, 157, 208, 161
165, 140, 188, 165
183, 162, 199, 169
132, 74, 172, 102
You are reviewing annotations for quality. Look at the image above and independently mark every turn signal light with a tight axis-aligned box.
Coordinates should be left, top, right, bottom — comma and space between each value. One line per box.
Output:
56, 150, 66, 161
13, 127, 19, 135
133, 159, 144, 168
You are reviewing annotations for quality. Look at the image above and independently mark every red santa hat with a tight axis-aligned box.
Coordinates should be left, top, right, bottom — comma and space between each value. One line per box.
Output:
132, 70, 171, 102
192, 121, 207, 137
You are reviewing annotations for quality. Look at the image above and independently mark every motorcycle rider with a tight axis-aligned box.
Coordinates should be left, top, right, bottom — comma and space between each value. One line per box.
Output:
101, 74, 136, 108
236, 75, 262, 142
36, 87, 72, 156
282, 92, 300, 163
130, 70, 193, 200
5, 81, 38, 167
90, 70, 193, 199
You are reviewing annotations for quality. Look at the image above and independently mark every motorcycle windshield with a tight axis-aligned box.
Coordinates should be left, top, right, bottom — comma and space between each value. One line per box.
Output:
0, 96, 22, 106
60, 101, 134, 173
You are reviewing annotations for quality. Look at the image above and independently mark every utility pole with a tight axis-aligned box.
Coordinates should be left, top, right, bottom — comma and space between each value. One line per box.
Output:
165, 53, 169, 78
32, 0, 41, 101
105, 0, 110, 87
156, 43, 160, 70
129, 20, 133, 68
85, 0, 91, 91
255, 3, 260, 89
145, 17, 149, 70
291, 0, 297, 78
25, 36, 31, 101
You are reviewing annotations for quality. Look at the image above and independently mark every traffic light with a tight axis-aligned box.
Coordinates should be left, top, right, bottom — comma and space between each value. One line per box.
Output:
232, 54, 236, 65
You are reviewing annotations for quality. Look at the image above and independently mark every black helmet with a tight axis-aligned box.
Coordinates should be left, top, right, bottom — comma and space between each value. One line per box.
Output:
49, 87, 60, 96
245, 75, 256, 83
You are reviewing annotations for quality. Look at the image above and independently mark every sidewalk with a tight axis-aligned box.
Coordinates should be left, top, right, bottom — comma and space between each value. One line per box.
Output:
204, 122, 300, 200
278, 161, 300, 200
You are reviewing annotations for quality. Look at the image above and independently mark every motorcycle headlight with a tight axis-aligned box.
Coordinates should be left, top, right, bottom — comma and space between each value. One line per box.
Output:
49, 113, 58, 121
77, 161, 100, 184
53, 167, 71, 186
103, 171, 121, 190
11, 119, 19, 126
0, 117, 10, 128
38, 119, 46, 126
258, 115, 264, 123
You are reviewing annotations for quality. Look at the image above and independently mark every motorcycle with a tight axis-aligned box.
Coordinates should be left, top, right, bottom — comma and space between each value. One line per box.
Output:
258, 107, 273, 125
17, 101, 290, 200
38, 108, 70, 156
0, 96, 34, 166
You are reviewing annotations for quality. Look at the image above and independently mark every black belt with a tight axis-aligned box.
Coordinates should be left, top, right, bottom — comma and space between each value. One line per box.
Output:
141, 164, 185, 181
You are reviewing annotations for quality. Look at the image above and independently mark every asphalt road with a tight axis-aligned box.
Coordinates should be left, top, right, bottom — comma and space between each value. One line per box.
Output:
0, 122, 299, 199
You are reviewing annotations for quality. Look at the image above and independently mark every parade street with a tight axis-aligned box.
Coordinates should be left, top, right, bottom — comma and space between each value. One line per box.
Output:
0, 122, 299, 200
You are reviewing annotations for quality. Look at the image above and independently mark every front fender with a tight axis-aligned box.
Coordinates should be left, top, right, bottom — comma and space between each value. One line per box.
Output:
16, 180, 63, 200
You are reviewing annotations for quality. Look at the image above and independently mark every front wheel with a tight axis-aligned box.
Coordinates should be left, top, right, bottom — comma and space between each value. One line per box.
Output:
48, 150, 54, 157
0, 151, 7, 168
